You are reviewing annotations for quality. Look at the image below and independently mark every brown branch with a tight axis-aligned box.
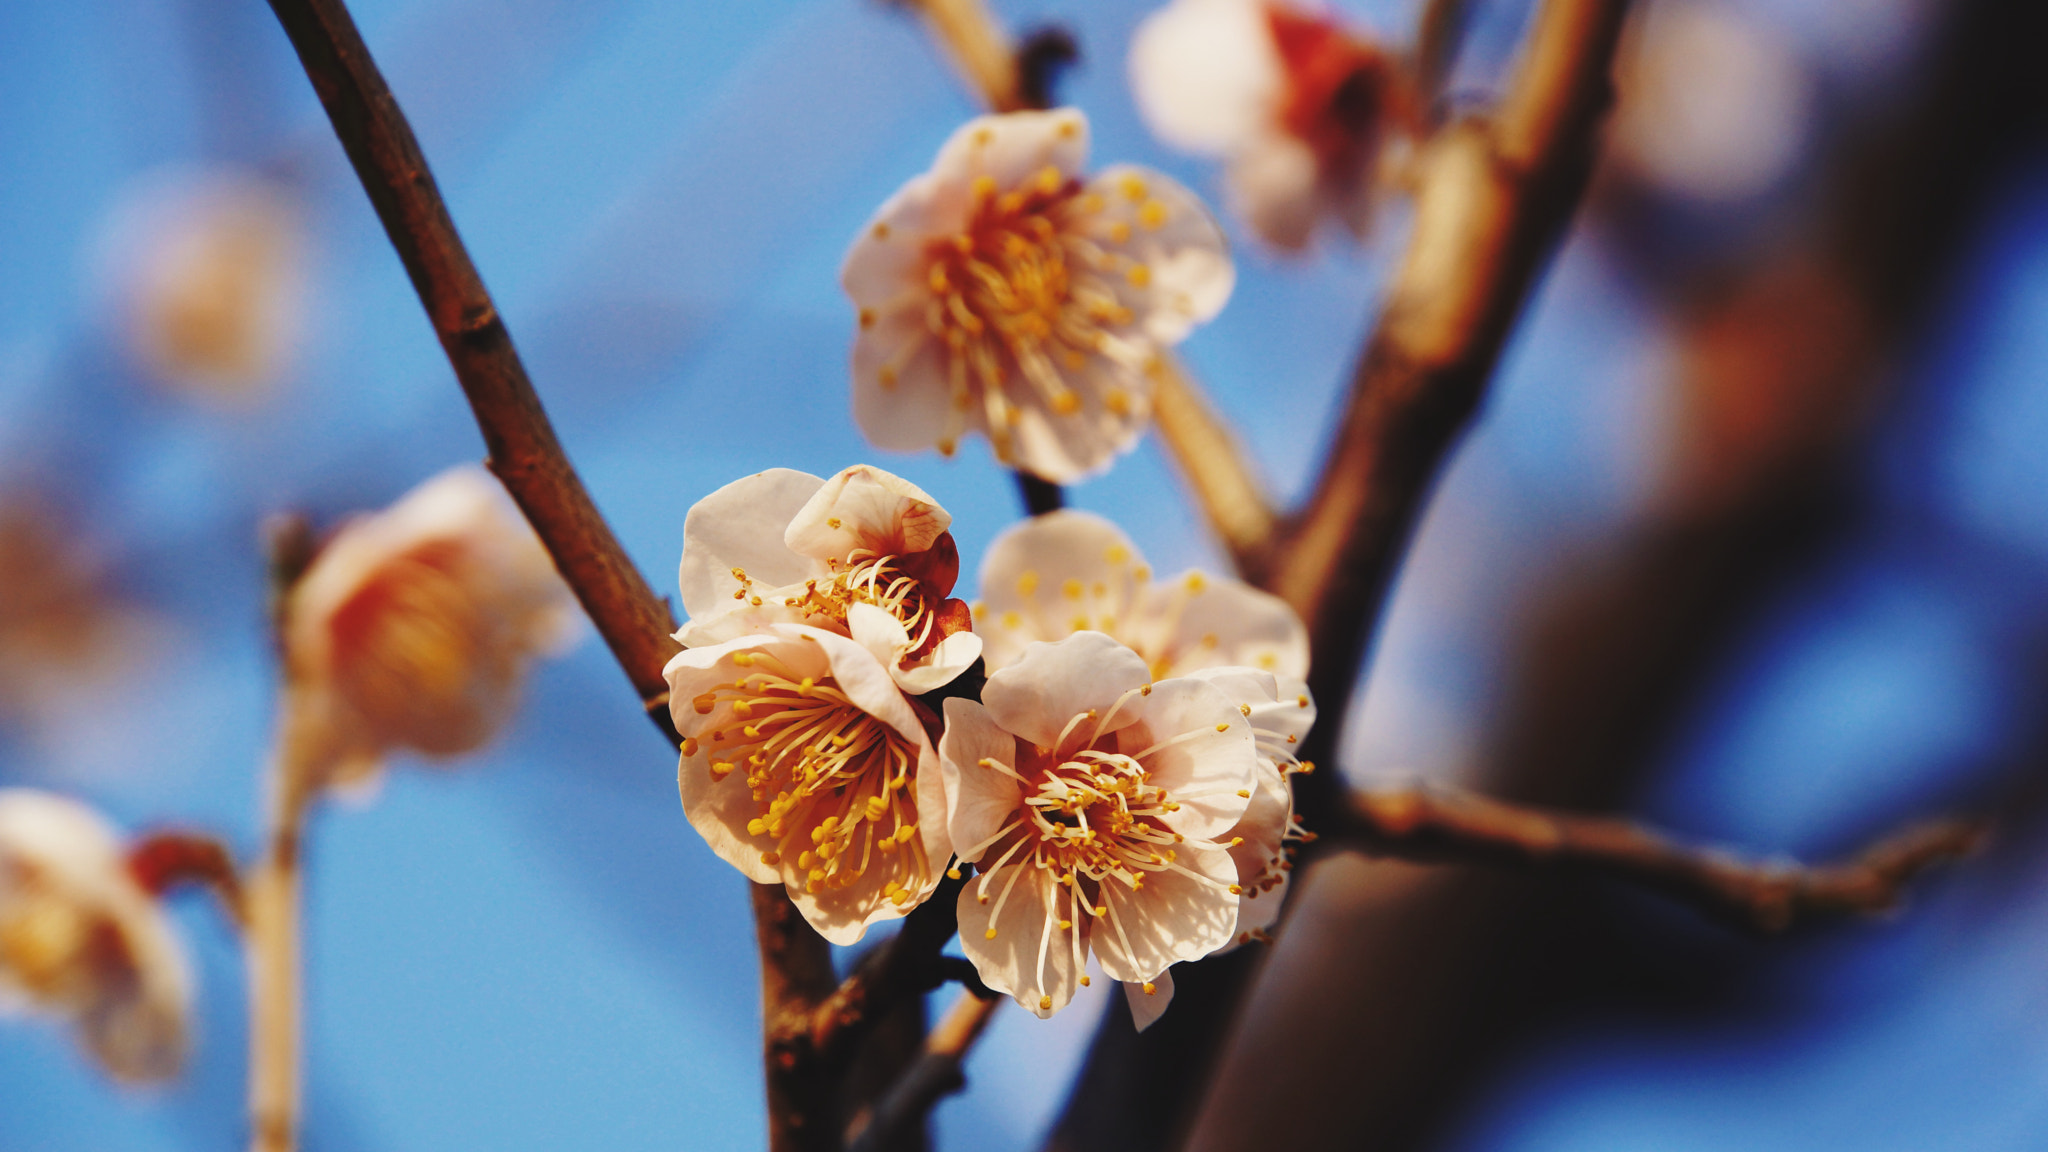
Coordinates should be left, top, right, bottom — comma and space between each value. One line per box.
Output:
1337, 784, 1986, 932
846, 991, 1003, 1152
896, 0, 1024, 113
261, 3, 837, 1149
1148, 358, 1276, 571
261, 0, 681, 735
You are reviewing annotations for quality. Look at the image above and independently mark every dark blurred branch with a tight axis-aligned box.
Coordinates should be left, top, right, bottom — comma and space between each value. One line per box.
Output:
261, 0, 682, 737
1338, 785, 1985, 931
128, 831, 247, 928
262, 2, 837, 1148
1013, 473, 1065, 515
847, 991, 1004, 1152
1413, 0, 1474, 115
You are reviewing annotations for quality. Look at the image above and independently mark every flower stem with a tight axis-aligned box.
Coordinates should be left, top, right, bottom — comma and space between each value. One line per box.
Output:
247, 703, 322, 1152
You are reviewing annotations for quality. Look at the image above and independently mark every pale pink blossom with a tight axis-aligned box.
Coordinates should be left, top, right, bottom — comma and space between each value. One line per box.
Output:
1182, 666, 1315, 946
972, 509, 1307, 682
281, 466, 581, 787
1129, 0, 1405, 250
676, 466, 979, 694
842, 109, 1234, 483
941, 633, 1282, 1027
0, 790, 191, 1082
664, 626, 949, 944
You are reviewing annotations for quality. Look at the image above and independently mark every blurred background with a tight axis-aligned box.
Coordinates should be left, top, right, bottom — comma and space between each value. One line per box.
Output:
2, 0, 2046, 1149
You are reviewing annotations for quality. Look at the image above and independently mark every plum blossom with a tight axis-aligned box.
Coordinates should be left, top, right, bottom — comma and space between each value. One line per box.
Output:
972, 509, 1307, 682
1182, 666, 1315, 947
281, 466, 582, 788
842, 109, 1234, 483
1129, 0, 1407, 250
676, 466, 980, 694
664, 626, 949, 944
0, 790, 191, 1082
941, 632, 1285, 1026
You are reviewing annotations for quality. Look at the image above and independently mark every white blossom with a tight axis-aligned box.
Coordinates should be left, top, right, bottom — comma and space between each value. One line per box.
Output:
842, 109, 1234, 482
1130, 0, 1403, 250
281, 466, 581, 787
664, 626, 949, 944
676, 466, 979, 694
0, 790, 191, 1082
941, 633, 1285, 1027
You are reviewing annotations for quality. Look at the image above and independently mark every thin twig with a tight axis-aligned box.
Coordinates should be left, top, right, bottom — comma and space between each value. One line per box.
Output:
126, 831, 247, 928
247, 712, 316, 1152
1147, 357, 1276, 571
261, 0, 682, 738
846, 991, 1003, 1152
260, 3, 838, 1149
1338, 784, 1986, 931
897, 0, 1024, 113
1274, 0, 1632, 832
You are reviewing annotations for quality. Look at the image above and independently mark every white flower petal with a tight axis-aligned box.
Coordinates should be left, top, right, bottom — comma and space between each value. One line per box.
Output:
785, 465, 951, 562
847, 600, 915, 676
842, 173, 964, 309
932, 109, 1091, 194
677, 469, 823, 623
1128, 0, 1281, 155
1227, 133, 1323, 251
1085, 165, 1235, 345
957, 864, 1082, 1018
893, 629, 984, 695
980, 632, 1151, 750
1123, 966, 1176, 1032
852, 316, 959, 456
939, 699, 1024, 863
1118, 677, 1257, 840
1090, 840, 1237, 982
974, 511, 1148, 672
1142, 574, 1309, 680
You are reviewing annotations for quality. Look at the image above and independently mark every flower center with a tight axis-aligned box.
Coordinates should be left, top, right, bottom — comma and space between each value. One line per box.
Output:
731, 553, 944, 658
686, 650, 927, 901
0, 875, 125, 1004
913, 165, 1149, 453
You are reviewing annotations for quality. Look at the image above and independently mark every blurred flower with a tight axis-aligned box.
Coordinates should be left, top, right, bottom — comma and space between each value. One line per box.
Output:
280, 466, 581, 788
676, 466, 979, 693
0, 790, 191, 1083
101, 169, 307, 402
1129, 0, 1404, 250
842, 109, 1233, 483
1611, 0, 1814, 204
940, 632, 1275, 1026
0, 499, 161, 732
972, 509, 1307, 681
663, 625, 948, 944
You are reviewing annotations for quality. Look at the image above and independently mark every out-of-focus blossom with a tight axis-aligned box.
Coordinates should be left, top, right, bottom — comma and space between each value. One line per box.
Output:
663, 625, 948, 944
940, 632, 1280, 1026
280, 466, 581, 788
101, 170, 307, 402
972, 509, 1307, 681
0, 790, 191, 1083
676, 466, 979, 693
1130, 0, 1405, 250
842, 109, 1233, 483
1611, 0, 1814, 204
0, 500, 160, 731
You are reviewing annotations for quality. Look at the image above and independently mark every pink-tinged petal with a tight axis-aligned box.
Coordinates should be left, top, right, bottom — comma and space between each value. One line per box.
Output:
797, 625, 932, 753
1181, 666, 1315, 747
939, 699, 1023, 863
677, 469, 823, 623
894, 630, 983, 695
852, 317, 957, 454
1083, 165, 1235, 345
783, 857, 913, 947
981, 632, 1151, 750
785, 465, 951, 562
957, 864, 1082, 1018
846, 601, 914, 676
1142, 577, 1309, 680
1122, 966, 1176, 1032
1004, 390, 1138, 484
1091, 840, 1238, 981
1116, 677, 1257, 839
678, 746, 783, 886
931, 109, 1091, 194
672, 596, 808, 649
842, 173, 966, 309
1227, 133, 1321, 251
1128, 0, 1281, 155
974, 511, 1148, 672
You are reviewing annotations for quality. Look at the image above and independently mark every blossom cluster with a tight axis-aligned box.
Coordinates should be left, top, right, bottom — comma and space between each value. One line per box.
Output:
665, 466, 1314, 1027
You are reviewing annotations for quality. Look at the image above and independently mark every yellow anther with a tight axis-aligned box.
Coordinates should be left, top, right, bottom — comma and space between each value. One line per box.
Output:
747, 818, 769, 837
1001, 610, 1022, 629
1142, 982, 1157, 995
827, 517, 842, 529
692, 693, 717, 715
985, 927, 998, 939
939, 437, 958, 458
872, 222, 891, 240
1140, 684, 1153, 696
1092, 905, 1107, 916
878, 366, 898, 389
1057, 118, 1080, 139
1139, 200, 1168, 229
1058, 919, 1072, 930
1080, 975, 1092, 986
710, 761, 736, 779
973, 126, 994, 146
1215, 723, 1230, 733
1039, 995, 1053, 1010
1119, 174, 1148, 201
1125, 263, 1151, 288
1105, 545, 1130, 564
1236, 789, 1251, 799
1107, 221, 1132, 244
1051, 390, 1081, 416
947, 867, 962, 880
760, 852, 780, 866
681, 737, 699, 756
1297, 695, 1310, 708
858, 308, 877, 329
971, 174, 997, 200
1240, 704, 1253, 717
1017, 570, 1040, 596
1230, 836, 1244, 847
1036, 165, 1063, 194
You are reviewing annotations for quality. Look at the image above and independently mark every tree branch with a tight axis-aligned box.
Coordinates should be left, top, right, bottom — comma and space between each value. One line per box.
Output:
261, 0, 681, 736
262, 2, 837, 1148
1148, 357, 1276, 571
846, 991, 1004, 1152
1337, 784, 1986, 931
895, 0, 1024, 113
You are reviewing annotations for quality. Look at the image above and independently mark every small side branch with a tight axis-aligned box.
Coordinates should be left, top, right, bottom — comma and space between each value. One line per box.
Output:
1148, 358, 1277, 573
896, 0, 1024, 112
1337, 784, 1987, 931
846, 991, 1003, 1152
